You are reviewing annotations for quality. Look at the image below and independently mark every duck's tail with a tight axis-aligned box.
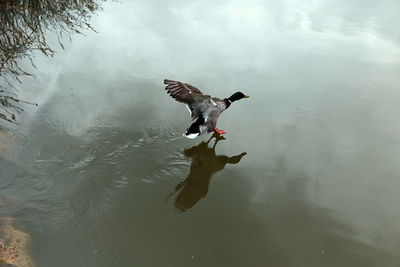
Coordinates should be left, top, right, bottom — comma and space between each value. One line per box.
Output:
184, 116, 204, 139
184, 132, 200, 139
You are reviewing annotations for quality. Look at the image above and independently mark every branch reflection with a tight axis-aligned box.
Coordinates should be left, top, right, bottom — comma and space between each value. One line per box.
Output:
170, 133, 247, 212
0, 0, 102, 124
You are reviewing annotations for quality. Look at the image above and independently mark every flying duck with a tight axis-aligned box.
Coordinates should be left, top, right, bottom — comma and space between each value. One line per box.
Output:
164, 79, 249, 139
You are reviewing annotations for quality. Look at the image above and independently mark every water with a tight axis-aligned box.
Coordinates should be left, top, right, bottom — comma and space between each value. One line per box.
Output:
1, 0, 400, 266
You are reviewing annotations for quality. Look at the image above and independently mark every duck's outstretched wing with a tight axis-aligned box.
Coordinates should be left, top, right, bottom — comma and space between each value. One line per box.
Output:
164, 79, 203, 103
164, 79, 223, 138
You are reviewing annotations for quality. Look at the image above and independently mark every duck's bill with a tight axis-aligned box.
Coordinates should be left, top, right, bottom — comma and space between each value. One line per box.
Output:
244, 95, 250, 98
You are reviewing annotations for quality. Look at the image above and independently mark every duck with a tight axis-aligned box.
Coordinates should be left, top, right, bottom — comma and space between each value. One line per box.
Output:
164, 79, 249, 139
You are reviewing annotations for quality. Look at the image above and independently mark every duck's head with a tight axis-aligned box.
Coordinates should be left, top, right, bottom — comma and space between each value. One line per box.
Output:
228, 92, 250, 102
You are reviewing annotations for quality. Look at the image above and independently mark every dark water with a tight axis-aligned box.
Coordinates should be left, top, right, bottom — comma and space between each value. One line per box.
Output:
1, 0, 400, 266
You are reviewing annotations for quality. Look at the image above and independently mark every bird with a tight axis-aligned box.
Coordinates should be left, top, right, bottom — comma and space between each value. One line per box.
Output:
164, 79, 249, 139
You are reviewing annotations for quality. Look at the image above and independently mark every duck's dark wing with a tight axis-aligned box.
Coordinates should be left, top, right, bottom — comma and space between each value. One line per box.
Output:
164, 79, 203, 103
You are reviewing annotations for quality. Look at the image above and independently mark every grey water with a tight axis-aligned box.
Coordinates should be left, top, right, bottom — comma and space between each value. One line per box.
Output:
1, 0, 400, 266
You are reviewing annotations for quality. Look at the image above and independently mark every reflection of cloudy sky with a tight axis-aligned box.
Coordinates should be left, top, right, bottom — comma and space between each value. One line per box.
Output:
20, 0, 400, 109
19, 0, 400, 139
89, 0, 400, 69
11, 0, 400, 261
30, 0, 400, 71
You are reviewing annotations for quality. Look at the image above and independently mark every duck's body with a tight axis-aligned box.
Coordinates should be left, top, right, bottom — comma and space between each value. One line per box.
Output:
164, 79, 248, 139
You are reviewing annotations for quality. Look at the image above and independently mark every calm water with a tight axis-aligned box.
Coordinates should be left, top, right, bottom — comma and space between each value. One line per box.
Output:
1, 0, 400, 266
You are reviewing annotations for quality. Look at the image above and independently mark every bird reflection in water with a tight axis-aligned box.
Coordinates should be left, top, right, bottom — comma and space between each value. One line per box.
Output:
168, 133, 247, 212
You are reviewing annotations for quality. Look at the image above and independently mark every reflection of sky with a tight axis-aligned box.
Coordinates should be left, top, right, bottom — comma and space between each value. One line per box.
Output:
24, 2, 400, 64
20, 0, 400, 109
89, 0, 399, 67
15, 0, 398, 129
15, 0, 400, 257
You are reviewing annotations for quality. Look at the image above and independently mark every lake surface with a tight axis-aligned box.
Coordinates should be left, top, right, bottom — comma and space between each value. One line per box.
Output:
1, 0, 400, 266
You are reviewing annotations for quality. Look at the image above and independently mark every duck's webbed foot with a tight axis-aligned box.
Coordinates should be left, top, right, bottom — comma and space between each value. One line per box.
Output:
214, 128, 226, 135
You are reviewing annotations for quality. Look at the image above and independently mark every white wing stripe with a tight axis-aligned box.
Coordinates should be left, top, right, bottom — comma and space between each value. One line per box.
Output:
185, 104, 192, 116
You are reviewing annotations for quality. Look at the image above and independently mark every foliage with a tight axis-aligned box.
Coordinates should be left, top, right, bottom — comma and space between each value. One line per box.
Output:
0, 0, 102, 123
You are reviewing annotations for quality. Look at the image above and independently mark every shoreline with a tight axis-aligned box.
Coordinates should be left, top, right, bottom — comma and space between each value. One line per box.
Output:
0, 217, 34, 266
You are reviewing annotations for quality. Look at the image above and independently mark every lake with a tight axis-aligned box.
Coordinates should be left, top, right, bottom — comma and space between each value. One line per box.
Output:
1, 0, 400, 266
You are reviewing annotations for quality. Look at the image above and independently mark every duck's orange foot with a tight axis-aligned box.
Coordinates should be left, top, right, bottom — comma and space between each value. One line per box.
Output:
214, 128, 226, 135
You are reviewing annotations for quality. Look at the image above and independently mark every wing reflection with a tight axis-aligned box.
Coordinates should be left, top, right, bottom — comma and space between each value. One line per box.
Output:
169, 133, 247, 212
